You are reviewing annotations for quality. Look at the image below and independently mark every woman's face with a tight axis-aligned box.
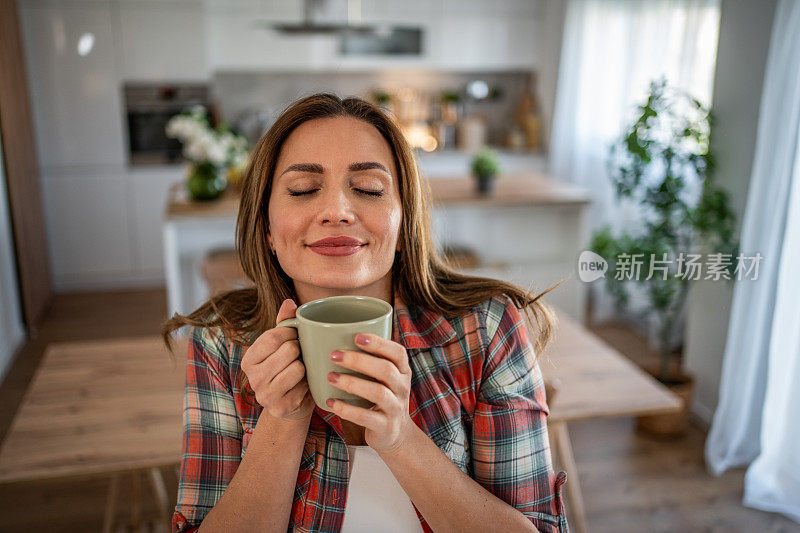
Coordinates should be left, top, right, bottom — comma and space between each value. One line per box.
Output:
267, 116, 403, 304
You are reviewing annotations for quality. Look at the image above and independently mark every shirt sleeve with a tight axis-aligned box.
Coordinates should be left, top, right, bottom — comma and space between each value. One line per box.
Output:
172, 325, 244, 533
470, 295, 570, 533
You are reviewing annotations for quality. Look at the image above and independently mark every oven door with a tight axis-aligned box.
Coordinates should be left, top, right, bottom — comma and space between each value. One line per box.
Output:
127, 110, 184, 165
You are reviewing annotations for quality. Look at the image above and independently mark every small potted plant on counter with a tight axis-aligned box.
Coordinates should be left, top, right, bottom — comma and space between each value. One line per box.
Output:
470, 147, 500, 195
166, 105, 249, 201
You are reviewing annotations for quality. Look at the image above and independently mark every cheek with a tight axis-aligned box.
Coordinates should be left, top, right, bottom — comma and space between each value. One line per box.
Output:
369, 203, 401, 234
268, 203, 303, 243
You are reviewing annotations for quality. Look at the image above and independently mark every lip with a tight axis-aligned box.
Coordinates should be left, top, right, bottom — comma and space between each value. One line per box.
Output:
306, 236, 366, 257
308, 245, 364, 256
308, 236, 365, 247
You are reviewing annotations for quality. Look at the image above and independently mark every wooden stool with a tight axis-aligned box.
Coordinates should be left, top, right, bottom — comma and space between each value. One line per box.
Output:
545, 377, 588, 533
103, 468, 172, 533
200, 248, 254, 296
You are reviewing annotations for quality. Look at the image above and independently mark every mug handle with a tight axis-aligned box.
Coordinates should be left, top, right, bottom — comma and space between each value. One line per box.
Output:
276, 318, 299, 328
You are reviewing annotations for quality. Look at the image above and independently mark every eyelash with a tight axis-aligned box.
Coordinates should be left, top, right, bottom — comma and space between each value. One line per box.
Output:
288, 188, 383, 198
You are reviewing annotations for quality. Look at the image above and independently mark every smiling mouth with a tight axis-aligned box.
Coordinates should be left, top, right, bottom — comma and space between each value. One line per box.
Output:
306, 243, 366, 256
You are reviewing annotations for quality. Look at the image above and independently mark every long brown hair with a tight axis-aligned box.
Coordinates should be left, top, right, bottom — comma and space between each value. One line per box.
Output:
161, 92, 563, 405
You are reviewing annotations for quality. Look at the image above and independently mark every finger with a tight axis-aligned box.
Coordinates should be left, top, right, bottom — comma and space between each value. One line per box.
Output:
245, 325, 298, 367
263, 339, 301, 384
275, 298, 298, 325
354, 334, 411, 375
271, 358, 306, 397
328, 372, 397, 412
285, 377, 309, 411
332, 349, 404, 397
327, 397, 385, 429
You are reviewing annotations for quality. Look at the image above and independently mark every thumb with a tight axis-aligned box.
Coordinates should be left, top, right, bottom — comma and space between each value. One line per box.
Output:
275, 298, 298, 326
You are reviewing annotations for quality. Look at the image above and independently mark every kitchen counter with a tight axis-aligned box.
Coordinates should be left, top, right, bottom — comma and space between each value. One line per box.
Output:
163, 171, 591, 324
165, 171, 590, 220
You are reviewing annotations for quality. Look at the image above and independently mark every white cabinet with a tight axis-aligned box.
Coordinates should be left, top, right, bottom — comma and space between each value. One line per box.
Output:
117, 1, 209, 81
39, 168, 185, 291
128, 167, 186, 279
207, 9, 340, 71
20, 1, 126, 171
438, 0, 543, 70
40, 174, 133, 290
20, 1, 207, 291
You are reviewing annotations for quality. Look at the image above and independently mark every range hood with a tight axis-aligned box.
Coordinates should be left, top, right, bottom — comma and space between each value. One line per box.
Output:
266, 0, 423, 55
271, 0, 389, 35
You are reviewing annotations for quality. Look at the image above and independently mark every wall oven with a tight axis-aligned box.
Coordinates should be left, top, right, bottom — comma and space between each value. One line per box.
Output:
123, 83, 212, 166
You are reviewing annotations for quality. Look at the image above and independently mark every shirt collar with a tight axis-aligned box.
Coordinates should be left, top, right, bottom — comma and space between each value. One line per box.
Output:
391, 291, 458, 351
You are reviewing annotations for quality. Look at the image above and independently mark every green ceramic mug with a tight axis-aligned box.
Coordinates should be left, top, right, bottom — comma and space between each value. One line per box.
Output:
276, 295, 393, 412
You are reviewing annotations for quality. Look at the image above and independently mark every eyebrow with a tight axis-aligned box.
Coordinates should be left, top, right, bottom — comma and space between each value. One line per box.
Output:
279, 161, 391, 177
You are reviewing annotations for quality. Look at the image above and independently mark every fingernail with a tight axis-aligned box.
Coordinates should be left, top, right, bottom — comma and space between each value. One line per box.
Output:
326, 398, 334, 408
330, 350, 343, 361
327, 372, 339, 383
355, 334, 370, 345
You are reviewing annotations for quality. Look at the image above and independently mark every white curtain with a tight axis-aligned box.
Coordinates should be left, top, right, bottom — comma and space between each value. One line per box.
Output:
548, 0, 721, 324
705, 0, 800, 523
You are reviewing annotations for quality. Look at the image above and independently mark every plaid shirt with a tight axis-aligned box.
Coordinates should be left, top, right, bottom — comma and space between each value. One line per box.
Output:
173, 293, 569, 532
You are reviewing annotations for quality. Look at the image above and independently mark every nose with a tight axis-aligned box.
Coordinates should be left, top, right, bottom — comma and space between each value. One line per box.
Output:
316, 187, 355, 225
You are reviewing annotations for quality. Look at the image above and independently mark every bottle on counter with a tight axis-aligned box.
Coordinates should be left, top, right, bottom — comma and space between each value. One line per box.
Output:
515, 78, 543, 153
432, 89, 461, 151
456, 114, 488, 153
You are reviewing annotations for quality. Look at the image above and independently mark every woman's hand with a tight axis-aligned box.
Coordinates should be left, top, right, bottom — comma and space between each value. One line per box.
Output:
241, 299, 316, 421
325, 333, 414, 454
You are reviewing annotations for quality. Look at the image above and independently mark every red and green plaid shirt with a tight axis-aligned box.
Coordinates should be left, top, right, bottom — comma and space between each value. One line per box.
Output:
173, 293, 569, 532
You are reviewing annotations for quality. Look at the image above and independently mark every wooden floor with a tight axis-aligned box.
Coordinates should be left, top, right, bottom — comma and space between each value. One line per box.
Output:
0, 289, 797, 532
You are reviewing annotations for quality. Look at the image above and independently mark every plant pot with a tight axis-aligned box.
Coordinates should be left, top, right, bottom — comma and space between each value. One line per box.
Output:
187, 162, 227, 201
474, 175, 495, 195
636, 369, 695, 437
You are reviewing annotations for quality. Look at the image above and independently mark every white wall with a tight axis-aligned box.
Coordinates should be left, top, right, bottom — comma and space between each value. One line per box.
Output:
0, 129, 27, 386
684, 0, 778, 425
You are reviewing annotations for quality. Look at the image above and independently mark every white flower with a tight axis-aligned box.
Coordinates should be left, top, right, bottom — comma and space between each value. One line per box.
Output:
167, 106, 249, 167
166, 115, 194, 141
188, 104, 207, 119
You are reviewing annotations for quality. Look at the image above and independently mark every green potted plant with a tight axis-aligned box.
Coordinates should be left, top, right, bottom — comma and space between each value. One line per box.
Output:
589, 78, 738, 435
166, 105, 249, 201
470, 147, 500, 195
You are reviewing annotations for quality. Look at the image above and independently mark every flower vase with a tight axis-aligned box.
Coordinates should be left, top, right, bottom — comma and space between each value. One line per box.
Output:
187, 162, 227, 201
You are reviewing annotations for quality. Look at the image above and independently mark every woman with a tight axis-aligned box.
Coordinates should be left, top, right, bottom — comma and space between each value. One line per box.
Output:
162, 93, 569, 532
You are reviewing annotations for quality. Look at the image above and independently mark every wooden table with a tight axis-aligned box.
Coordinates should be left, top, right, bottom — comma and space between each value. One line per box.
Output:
0, 308, 679, 533
0, 337, 187, 532
533, 310, 683, 533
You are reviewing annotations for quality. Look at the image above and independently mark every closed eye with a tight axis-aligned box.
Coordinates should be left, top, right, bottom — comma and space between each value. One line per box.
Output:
288, 188, 384, 197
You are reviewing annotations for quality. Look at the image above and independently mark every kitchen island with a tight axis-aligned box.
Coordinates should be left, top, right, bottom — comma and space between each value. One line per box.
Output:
163, 171, 591, 326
